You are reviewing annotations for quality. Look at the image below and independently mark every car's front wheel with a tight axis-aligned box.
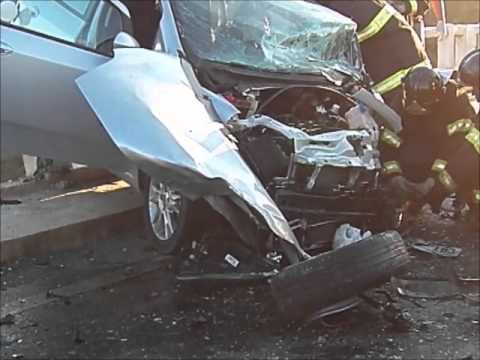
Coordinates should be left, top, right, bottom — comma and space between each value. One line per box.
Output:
143, 177, 193, 255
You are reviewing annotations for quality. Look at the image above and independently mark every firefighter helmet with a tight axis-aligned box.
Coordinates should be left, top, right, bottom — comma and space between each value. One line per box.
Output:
458, 49, 479, 98
402, 67, 444, 115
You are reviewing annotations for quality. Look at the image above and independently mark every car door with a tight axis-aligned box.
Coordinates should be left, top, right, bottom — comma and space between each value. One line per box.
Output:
0, 0, 133, 170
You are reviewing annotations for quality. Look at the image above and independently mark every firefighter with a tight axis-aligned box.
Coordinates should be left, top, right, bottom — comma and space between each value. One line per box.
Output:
426, 49, 480, 222
458, 49, 480, 101
381, 66, 479, 222
387, 0, 430, 39
313, 0, 431, 113
388, 0, 430, 18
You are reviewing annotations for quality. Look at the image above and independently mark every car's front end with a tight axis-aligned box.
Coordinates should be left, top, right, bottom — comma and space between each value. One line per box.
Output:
153, 0, 401, 249
7, 0, 408, 318
98, 0, 407, 321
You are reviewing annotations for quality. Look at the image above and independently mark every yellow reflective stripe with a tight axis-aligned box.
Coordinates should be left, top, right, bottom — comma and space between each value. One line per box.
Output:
448, 120, 479, 153
373, 59, 431, 95
383, 161, 402, 175
432, 159, 448, 172
432, 161, 456, 191
465, 127, 480, 154
381, 129, 402, 148
473, 190, 480, 204
447, 118, 473, 136
409, 0, 418, 15
357, 5, 395, 43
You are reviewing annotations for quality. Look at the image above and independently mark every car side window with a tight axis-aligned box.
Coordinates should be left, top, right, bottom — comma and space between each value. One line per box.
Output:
6, 0, 132, 56
84, 1, 133, 55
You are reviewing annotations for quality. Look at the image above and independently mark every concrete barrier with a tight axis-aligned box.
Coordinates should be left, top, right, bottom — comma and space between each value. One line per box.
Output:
1, 181, 143, 263
425, 23, 480, 68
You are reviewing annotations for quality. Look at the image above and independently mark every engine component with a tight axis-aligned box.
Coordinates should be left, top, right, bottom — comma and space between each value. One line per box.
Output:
255, 86, 357, 135
228, 89, 388, 256
235, 130, 290, 185
352, 88, 403, 133
233, 115, 380, 171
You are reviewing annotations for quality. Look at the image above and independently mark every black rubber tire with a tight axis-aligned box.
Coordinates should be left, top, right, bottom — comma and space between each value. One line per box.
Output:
270, 231, 410, 322
142, 176, 195, 255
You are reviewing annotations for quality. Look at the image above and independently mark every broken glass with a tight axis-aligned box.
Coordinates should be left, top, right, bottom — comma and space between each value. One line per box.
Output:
171, 0, 361, 77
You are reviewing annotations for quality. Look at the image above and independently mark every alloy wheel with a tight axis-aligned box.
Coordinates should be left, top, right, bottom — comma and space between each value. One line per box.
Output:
148, 181, 183, 241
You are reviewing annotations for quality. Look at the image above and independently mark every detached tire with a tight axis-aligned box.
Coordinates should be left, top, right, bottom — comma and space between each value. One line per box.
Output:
143, 176, 195, 255
270, 231, 409, 322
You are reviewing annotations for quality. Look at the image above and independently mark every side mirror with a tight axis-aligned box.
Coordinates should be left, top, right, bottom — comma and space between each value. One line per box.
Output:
18, 6, 39, 26
0, 0, 19, 23
113, 32, 140, 50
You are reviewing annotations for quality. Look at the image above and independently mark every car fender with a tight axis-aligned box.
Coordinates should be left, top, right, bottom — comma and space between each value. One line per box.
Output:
75, 48, 297, 246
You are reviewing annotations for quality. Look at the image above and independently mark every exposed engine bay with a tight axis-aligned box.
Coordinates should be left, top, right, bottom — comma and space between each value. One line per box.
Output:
173, 78, 409, 322
225, 86, 388, 253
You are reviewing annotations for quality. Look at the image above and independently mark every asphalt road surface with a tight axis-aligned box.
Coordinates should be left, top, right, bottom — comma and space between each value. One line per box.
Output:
1, 211, 478, 359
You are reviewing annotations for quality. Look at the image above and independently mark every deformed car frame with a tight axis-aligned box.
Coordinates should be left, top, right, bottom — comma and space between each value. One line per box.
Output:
0, 0, 409, 321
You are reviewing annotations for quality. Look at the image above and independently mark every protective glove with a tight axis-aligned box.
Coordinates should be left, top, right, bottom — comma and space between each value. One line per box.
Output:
424, 179, 450, 213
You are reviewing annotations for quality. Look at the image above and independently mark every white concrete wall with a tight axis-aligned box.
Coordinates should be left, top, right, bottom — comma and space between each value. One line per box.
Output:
425, 23, 480, 68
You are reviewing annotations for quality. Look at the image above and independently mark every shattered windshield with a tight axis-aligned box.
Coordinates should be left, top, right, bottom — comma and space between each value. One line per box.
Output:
171, 0, 362, 77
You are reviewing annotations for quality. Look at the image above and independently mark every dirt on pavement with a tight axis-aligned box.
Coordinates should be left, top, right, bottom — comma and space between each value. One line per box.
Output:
0, 210, 478, 359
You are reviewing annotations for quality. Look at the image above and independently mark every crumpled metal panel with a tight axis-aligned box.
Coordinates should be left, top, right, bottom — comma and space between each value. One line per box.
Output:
294, 131, 379, 169
75, 48, 296, 245
233, 115, 380, 170
176, 56, 240, 124
203, 88, 240, 123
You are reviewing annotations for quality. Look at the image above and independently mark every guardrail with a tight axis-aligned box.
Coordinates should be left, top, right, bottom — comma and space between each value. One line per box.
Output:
425, 23, 480, 68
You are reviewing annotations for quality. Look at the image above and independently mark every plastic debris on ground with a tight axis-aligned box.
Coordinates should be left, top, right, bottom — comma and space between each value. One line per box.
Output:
333, 224, 372, 249
392, 277, 460, 300
410, 239, 462, 258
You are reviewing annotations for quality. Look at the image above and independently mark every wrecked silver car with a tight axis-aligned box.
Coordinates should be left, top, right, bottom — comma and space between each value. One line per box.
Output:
0, 0, 408, 321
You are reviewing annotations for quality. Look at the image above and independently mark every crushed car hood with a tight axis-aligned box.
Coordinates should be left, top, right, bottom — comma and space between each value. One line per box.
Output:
236, 115, 379, 170
75, 48, 297, 245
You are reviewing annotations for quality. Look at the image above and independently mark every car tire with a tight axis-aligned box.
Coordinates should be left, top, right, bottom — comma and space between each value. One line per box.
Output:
270, 231, 409, 322
143, 176, 194, 255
